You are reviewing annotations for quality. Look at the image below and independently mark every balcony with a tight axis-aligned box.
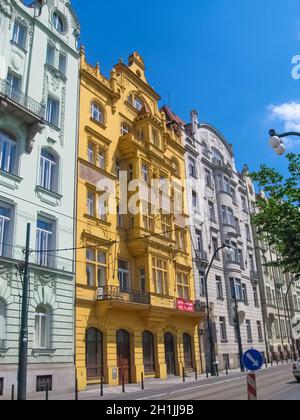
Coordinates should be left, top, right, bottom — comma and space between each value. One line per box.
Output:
97, 286, 150, 305
0, 78, 45, 120
0, 78, 45, 152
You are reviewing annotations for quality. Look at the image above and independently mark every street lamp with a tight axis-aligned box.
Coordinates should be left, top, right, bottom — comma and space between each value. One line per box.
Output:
204, 244, 234, 377
269, 129, 300, 156
285, 276, 300, 361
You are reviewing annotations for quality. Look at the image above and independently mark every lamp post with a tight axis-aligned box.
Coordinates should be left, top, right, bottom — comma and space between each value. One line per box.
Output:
284, 276, 300, 361
268, 129, 300, 156
203, 244, 233, 377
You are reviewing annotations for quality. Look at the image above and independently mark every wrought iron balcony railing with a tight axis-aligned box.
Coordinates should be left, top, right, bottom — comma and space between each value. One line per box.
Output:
0, 78, 45, 119
97, 285, 150, 305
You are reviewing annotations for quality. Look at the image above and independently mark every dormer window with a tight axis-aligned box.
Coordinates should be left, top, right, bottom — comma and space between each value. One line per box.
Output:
128, 94, 144, 112
52, 11, 65, 34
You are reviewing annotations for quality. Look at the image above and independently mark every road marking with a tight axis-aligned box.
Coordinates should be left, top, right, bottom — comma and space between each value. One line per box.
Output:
138, 393, 168, 400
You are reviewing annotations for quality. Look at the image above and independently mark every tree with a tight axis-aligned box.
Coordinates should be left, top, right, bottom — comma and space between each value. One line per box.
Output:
251, 153, 300, 277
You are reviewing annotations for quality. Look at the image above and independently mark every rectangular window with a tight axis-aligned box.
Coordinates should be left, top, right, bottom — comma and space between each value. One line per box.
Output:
199, 272, 206, 296
7, 71, 22, 93
192, 191, 198, 212
36, 218, 54, 267
86, 248, 107, 288
241, 195, 248, 212
231, 188, 237, 204
153, 258, 168, 295
141, 164, 148, 182
88, 142, 95, 164
208, 201, 216, 222
175, 229, 186, 252
118, 260, 130, 292
195, 229, 203, 252
253, 286, 259, 307
58, 52, 67, 75
216, 276, 223, 300
0, 378, 3, 396
242, 284, 248, 304
246, 224, 251, 242
142, 201, 154, 231
177, 273, 189, 300
257, 321, 263, 342
219, 317, 227, 341
223, 176, 231, 194
87, 191, 95, 217
46, 97, 60, 127
205, 169, 212, 187
246, 320, 253, 342
230, 278, 243, 301
39, 150, 56, 192
212, 237, 220, 260
46, 45, 55, 67
36, 376, 52, 393
140, 267, 146, 293
98, 196, 107, 221
161, 215, 172, 239
188, 157, 197, 178
12, 20, 27, 49
0, 204, 12, 257
98, 150, 105, 170
266, 286, 272, 306
235, 218, 240, 235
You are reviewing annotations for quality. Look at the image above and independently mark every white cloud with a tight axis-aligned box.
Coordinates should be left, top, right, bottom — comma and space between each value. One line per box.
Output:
268, 102, 300, 149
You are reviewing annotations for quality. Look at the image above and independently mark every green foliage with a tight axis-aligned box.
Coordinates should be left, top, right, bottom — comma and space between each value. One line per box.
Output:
251, 154, 300, 276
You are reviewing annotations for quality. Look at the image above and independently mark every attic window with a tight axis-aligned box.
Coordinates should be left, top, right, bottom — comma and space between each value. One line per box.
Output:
52, 11, 66, 34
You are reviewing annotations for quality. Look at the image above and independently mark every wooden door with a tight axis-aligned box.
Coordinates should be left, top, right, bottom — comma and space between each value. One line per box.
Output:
164, 332, 176, 375
117, 330, 131, 384
183, 333, 193, 370
86, 328, 103, 380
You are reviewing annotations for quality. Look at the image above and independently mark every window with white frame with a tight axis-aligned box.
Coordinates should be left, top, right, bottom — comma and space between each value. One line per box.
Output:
230, 278, 243, 301
52, 11, 65, 33
199, 272, 206, 296
128, 94, 144, 112
46, 44, 55, 67
152, 129, 160, 148
121, 123, 130, 136
152, 257, 168, 295
195, 229, 203, 252
87, 191, 95, 217
246, 320, 253, 342
118, 260, 130, 292
0, 131, 17, 174
0, 204, 12, 258
141, 164, 149, 182
86, 248, 107, 287
177, 272, 189, 300
208, 201, 216, 221
58, 52, 67, 75
34, 306, 50, 349
36, 218, 54, 267
216, 276, 223, 300
241, 195, 248, 212
7, 71, 22, 96
98, 150, 105, 170
87, 142, 95, 164
0, 300, 6, 348
98, 195, 107, 221
91, 102, 104, 124
46, 97, 60, 127
12, 20, 27, 49
205, 168, 212, 188
39, 149, 57, 192
192, 190, 198, 213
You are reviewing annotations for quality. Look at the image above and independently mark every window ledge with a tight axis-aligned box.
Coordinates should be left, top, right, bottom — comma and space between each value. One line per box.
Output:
32, 348, 56, 358
0, 169, 23, 190
10, 40, 27, 54
84, 213, 111, 227
90, 117, 106, 130
0, 347, 9, 357
36, 186, 62, 207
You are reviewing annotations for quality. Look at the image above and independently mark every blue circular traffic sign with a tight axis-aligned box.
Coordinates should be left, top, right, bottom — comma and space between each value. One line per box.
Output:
243, 349, 264, 372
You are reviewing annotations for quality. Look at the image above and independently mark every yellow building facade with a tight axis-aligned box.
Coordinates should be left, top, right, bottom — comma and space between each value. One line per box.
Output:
76, 47, 205, 390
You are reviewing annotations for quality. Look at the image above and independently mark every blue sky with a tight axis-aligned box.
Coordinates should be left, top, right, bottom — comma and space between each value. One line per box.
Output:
72, 0, 300, 176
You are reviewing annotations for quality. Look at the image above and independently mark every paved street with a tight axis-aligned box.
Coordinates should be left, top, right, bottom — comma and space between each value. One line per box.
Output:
79, 364, 299, 401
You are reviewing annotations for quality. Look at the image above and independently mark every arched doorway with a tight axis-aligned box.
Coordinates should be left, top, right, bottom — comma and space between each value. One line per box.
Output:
117, 329, 131, 384
164, 332, 176, 376
142, 331, 155, 373
183, 333, 193, 370
86, 328, 103, 380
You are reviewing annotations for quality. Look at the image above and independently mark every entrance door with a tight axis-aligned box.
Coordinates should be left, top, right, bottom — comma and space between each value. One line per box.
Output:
164, 332, 176, 375
117, 329, 131, 384
183, 333, 193, 370
86, 328, 103, 380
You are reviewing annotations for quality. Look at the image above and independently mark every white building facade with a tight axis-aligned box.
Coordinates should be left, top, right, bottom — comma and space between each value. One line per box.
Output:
244, 175, 300, 361
0, 0, 79, 398
184, 111, 266, 371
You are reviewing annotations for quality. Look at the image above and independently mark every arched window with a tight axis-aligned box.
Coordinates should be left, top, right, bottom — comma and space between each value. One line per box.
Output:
0, 131, 17, 174
52, 11, 64, 34
211, 148, 224, 166
86, 328, 103, 379
91, 102, 104, 124
39, 148, 58, 192
0, 300, 6, 348
143, 331, 155, 373
34, 306, 50, 349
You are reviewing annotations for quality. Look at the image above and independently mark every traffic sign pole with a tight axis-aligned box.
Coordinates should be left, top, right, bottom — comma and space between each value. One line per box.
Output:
247, 373, 257, 401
